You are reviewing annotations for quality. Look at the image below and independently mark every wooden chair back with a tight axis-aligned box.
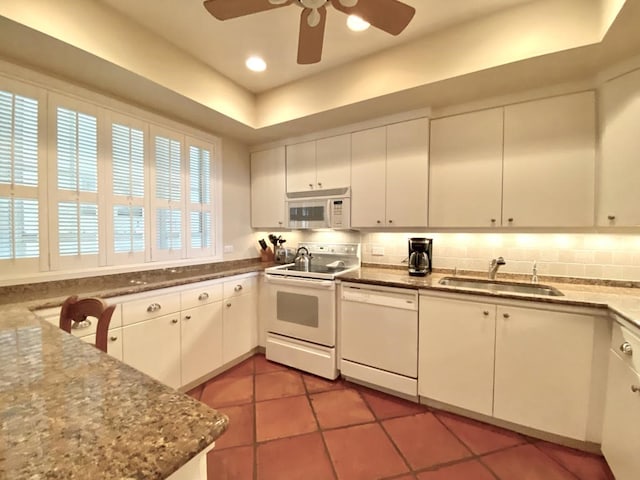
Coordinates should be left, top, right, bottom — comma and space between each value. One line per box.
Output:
59, 295, 116, 353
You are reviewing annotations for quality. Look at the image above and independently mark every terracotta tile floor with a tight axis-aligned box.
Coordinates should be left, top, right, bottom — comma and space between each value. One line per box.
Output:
188, 354, 614, 480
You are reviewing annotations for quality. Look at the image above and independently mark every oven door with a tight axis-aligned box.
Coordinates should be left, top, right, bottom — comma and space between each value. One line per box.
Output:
264, 275, 336, 347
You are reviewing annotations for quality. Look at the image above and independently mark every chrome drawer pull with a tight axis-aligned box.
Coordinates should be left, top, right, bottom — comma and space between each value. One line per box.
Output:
198, 292, 210, 301
631, 385, 640, 393
234, 284, 243, 292
147, 303, 161, 313
171, 318, 178, 324
109, 336, 118, 342
71, 319, 92, 330
620, 342, 633, 356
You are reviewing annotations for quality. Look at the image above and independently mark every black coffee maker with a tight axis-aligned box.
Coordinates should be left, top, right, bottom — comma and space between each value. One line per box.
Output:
408, 238, 433, 276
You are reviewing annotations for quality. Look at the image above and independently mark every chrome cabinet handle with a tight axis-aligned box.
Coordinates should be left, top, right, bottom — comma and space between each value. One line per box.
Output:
71, 319, 92, 330
308, 183, 313, 188
503, 313, 510, 319
109, 335, 118, 342
490, 218, 496, 224
317, 182, 322, 188
620, 342, 633, 356
147, 303, 161, 313
278, 221, 283, 225
185, 315, 192, 320
508, 218, 514, 223
234, 284, 243, 292
376, 220, 381, 224
171, 318, 178, 324
608, 215, 616, 221
226, 302, 232, 307
631, 385, 640, 393
198, 292, 209, 301
483, 310, 490, 316
388, 219, 393, 224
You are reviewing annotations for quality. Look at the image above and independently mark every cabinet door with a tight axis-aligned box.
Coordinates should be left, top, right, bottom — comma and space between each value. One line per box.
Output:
122, 313, 182, 389
223, 292, 258, 363
418, 296, 495, 416
598, 68, 640, 226
351, 127, 387, 227
286, 141, 316, 193
503, 92, 596, 227
251, 147, 286, 229
316, 134, 351, 190
181, 302, 223, 386
429, 109, 503, 227
601, 351, 640, 480
494, 306, 595, 440
386, 118, 429, 227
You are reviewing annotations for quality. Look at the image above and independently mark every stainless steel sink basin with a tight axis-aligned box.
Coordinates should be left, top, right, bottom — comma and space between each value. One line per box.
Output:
438, 277, 564, 296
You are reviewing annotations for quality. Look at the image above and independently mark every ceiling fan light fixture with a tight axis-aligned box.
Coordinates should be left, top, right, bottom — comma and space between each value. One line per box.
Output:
245, 56, 267, 72
347, 14, 370, 32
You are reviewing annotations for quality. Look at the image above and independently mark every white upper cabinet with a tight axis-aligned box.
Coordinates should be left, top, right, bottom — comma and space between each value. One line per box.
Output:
598, 68, 640, 226
351, 127, 387, 227
250, 147, 286, 229
286, 134, 350, 193
502, 92, 596, 227
429, 108, 503, 227
351, 118, 429, 228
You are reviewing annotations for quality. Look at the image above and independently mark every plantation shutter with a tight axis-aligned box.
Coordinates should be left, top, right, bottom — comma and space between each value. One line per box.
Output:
151, 126, 184, 260
186, 137, 216, 257
49, 95, 101, 270
0, 88, 41, 267
109, 118, 146, 263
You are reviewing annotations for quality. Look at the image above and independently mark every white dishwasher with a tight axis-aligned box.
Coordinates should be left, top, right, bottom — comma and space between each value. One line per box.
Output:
340, 282, 419, 397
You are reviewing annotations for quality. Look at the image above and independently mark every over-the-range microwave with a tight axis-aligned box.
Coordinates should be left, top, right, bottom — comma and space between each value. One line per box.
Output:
286, 188, 351, 230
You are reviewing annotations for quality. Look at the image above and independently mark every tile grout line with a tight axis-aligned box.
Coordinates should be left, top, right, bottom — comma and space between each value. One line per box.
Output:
530, 442, 583, 480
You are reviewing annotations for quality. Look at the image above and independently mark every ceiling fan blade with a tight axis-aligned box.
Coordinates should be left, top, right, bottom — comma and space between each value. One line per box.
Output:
203, 0, 291, 20
298, 6, 327, 65
330, 0, 415, 35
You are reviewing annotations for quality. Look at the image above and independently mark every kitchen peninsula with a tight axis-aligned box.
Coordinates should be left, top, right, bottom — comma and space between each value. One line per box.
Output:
0, 259, 265, 480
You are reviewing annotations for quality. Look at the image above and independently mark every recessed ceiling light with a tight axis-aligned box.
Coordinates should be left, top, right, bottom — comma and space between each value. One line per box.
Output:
245, 56, 266, 72
347, 15, 370, 32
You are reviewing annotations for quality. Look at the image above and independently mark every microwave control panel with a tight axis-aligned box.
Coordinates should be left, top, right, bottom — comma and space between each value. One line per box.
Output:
330, 199, 349, 227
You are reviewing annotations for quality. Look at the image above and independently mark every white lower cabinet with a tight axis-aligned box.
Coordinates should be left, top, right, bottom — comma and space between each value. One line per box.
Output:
493, 305, 600, 440
418, 292, 608, 442
418, 294, 495, 416
222, 276, 258, 364
601, 324, 640, 480
181, 302, 223, 387
123, 313, 182, 389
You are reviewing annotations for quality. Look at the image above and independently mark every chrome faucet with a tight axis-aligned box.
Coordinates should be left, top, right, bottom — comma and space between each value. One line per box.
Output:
488, 256, 506, 279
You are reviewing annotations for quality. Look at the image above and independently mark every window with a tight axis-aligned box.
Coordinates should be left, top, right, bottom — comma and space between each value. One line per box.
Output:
49, 95, 101, 270
151, 126, 184, 260
0, 81, 45, 274
0, 70, 222, 283
187, 137, 217, 257
107, 114, 146, 264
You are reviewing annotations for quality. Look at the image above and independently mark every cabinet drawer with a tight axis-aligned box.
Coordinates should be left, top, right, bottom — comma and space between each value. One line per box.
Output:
181, 283, 223, 310
122, 291, 181, 326
224, 276, 257, 298
611, 322, 640, 373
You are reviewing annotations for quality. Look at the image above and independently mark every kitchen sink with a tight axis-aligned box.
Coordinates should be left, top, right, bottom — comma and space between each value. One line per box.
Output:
438, 277, 564, 296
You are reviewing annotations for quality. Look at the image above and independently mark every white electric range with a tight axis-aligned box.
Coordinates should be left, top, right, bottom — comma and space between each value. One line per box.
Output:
264, 242, 360, 379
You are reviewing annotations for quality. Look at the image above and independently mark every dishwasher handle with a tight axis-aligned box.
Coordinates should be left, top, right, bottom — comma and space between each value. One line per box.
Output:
342, 287, 417, 311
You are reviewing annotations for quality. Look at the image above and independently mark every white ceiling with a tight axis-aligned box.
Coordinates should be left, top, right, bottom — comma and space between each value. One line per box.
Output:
99, 0, 533, 93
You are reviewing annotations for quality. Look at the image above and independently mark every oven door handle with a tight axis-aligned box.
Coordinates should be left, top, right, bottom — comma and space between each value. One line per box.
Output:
264, 275, 335, 289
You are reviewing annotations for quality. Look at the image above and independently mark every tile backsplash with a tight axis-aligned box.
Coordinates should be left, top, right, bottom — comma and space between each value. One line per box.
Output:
361, 233, 640, 282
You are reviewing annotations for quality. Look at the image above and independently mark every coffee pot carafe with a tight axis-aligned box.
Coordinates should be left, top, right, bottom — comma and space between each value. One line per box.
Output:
408, 238, 433, 277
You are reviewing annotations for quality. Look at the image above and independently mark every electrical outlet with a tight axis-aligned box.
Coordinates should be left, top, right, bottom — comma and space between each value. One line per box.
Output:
223, 245, 234, 253
372, 246, 385, 256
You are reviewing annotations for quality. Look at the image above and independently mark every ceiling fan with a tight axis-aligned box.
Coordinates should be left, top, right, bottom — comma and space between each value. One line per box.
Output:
203, 0, 416, 65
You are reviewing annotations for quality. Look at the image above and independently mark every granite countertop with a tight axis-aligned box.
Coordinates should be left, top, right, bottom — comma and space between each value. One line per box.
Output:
0, 259, 269, 480
339, 267, 640, 330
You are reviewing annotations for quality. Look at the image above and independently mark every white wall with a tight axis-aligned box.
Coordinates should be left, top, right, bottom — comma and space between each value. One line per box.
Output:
221, 138, 258, 261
